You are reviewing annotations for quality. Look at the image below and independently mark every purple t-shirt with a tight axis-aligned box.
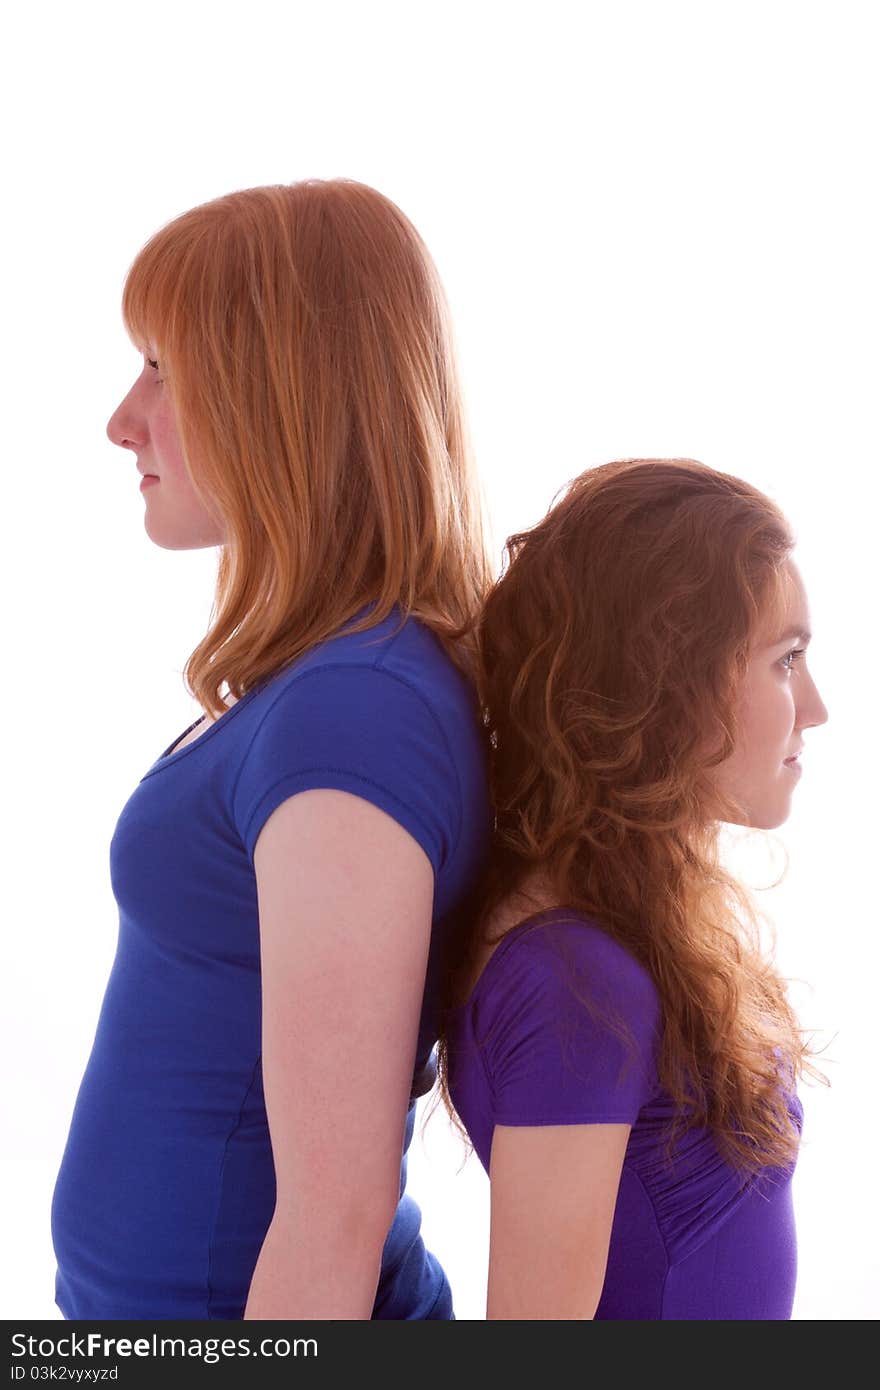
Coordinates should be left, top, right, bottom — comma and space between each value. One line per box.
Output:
446, 910, 802, 1319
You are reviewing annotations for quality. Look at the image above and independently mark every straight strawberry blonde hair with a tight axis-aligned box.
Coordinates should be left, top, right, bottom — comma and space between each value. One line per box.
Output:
120, 179, 495, 718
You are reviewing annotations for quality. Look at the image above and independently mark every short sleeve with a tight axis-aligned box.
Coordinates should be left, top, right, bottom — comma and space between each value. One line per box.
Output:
476, 923, 662, 1126
233, 663, 461, 877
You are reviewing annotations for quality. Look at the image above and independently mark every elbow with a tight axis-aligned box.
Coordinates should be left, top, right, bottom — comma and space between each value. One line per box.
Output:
272, 1180, 401, 1257
348, 1187, 401, 1256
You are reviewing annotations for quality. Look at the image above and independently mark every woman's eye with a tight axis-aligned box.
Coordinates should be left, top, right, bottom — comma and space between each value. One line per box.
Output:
146, 357, 164, 383
780, 648, 805, 672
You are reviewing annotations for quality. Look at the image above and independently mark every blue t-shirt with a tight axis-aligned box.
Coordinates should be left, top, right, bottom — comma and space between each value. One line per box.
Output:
446, 910, 803, 1320
51, 603, 491, 1319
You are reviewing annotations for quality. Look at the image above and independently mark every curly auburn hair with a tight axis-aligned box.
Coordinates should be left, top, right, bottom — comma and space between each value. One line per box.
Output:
435, 457, 827, 1177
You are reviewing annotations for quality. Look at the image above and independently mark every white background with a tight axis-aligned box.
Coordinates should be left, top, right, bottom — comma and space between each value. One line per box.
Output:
3, 0, 877, 1320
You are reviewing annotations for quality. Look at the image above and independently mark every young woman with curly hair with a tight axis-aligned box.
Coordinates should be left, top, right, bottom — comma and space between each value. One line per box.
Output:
50, 179, 494, 1320
436, 457, 829, 1320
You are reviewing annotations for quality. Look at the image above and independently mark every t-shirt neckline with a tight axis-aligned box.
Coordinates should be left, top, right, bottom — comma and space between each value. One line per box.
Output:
152, 679, 268, 771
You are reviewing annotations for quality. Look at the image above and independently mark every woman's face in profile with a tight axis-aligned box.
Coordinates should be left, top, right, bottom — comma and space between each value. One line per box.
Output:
713, 558, 829, 830
106, 350, 224, 551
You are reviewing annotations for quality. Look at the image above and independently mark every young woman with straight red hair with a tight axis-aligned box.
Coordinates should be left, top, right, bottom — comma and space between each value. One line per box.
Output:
51, 179, 494, 1320
436, 457, 830, 1320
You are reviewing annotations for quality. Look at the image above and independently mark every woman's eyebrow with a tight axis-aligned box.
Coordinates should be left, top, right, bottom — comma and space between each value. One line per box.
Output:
772, 626, 812, 646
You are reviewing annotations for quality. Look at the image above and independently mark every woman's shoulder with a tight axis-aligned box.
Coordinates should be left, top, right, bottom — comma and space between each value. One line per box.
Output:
281, 603, 476, 712
450, 905, 664, 1115
467, 911, 658, 1034
233, 606, 488, 875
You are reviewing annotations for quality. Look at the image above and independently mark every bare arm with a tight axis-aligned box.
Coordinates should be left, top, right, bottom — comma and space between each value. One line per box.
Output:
243, 787, 435, 1320
486, 1122, 631, 1319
